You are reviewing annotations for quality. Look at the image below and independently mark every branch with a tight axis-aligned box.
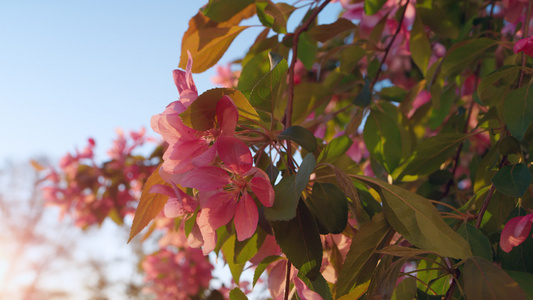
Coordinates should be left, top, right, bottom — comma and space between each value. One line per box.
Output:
475, 184, 496, 229
370, 0, 410, 89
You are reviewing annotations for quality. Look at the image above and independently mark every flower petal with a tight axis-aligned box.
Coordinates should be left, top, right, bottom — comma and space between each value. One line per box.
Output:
234, 192, 259, 241
181, 167, 230, 191
217, 136, 252, 174
294, 277, 323, 300
250, 175, 275, 207
500, 213, 533, 253
202, 192, 237, 229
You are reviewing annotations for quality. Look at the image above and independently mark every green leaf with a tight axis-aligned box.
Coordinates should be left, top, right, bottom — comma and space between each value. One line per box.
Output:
441, 38, 498, 77
180, 88, 260, 130
364, 102, 408, 174
297, 272, 333, 300
364, 0, 388, 15
506, 271, 533, 299
229, 287, 249, 300
202, 0, 255, 22
234, 229, 266, 264
504, 84, 533, 141
297, 32, 318, 70
296, 153, 317, 193
270, 201, 323, 280
392, 277, 417, 300
249, 52, 288, 116
255, 0, 296, 34
464, 256, 527, 300
305, 182, 348, 234
353, 78, 372, 107
264, 175, 299, 221
416, 256, 450, 296
331, 165, 371, 224
238, 50, 271, 97
336, 212, 392, 297
353, 175, 473, 259
456, 223, 492, 261
253, 255, 282, 287
278, 126, 318, 152
318, 136, 353, 163
409, 15, 432, 76
222, 234, 246, 284
492, 163, 532, 198
398, 133, 467, 177
128, 166, 169, 243
377, 245, 435, 257
307, 18, 356, 43
340, 46, 366, 75
380, 86, 407, 102
478, 65, 521, 106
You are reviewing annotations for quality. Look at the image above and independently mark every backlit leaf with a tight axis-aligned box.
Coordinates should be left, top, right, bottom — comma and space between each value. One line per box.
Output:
222, 234, 246, 284
256, 0, 296, 34
128, 166, 169, 242
336, 212, 392, 297
249, 52, 288, 116
202, 0, 255, 22
278, 126, 318, 152
364, 0, 388, 15
234, 228, 266, 264
253, 255, 282, 287
492, 163, 532, 198
353, 175, 473, 259
318, 135, 353, 163
410, 15, 432, 75
229, 287, 249, 300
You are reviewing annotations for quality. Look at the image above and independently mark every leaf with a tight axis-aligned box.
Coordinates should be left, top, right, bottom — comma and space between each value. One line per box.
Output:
307, 18, 356, 43
377, 245, 435, 257
222, 234, 246, 284
456, 223, 492, 261
305, 182, 348, 234
253, 255, 282, 287
353, 175, 473, 259
478, 65, 521, 106
392, 277, 417, 300
180, 88, 260, 130
256, 0, 296, 34
128, 166, 169, 243
363, 102, 407, 174
318, 135, 353, 163
380, 86, 407, 102
492, 163, 532, 198
440, 38, 498, 77
264, 175, 299, 221
463, 256, 527, 300
504, 84, 533, 141
278, 126, 318, 152
336, 212, 392, 297
353, 78, 372, 107
398, 133, 467, 177
364, 0, 388, 15
506, 271, 533, 299
410, 15, 432, 75
229, 287, 249, 300
297, 272, 333, 300
340, 46, 366, 74
237, 50, 271, 97
270, 201, 323, 280
234, 228, 266, 264
296, 153, 316, 192
297, 32, 317, 70
202, 0, 255, 22
331, 165, 371, 224
249, 52, 288, 116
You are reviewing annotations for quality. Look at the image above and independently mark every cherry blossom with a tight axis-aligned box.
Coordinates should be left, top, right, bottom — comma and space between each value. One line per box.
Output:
500, 213, 533, 253
514, 35, 533, 57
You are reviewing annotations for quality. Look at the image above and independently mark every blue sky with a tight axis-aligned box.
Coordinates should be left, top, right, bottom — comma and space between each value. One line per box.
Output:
0, 1, 341, 163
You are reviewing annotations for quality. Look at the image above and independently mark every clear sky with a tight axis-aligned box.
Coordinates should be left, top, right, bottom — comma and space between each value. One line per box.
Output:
0, 1, 342, 164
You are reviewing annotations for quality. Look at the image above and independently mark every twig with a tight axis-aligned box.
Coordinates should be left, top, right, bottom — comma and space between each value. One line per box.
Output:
284, 261, 292, 300
370, 0, 410, 89
475, 184, 496, 229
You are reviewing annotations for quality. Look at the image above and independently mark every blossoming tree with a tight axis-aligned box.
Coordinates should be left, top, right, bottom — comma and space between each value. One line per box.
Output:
42, 0, 533, 299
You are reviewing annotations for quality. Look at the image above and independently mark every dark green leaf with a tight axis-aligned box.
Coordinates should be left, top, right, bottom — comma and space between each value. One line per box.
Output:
202, 0, 255, 22
410, 15, 432, 75
305, 182, 348, 234
441, 38, 498, 77
270, 201, 323, 280
377, 245, 435, 257
353, 175, 473, 259
492, 163, 532, 198
297, 273, 333, 300
478, 65, 521, 106
331, 165, 371, 224
336, 212, 392, 297
264, 175, 299, 221
307, 18, 356, 43
353, 78, 372, 107
380, 86, 407, 102
296, 153, 316, 193
278, 126, 318, 152
340, 46, 366, 74
506, 271, 533, 299
297, 32, 317, 70
504, 84, 533, 141
457, 223, 492, 261
464, 256, 527, 300
392, 277, 417, 300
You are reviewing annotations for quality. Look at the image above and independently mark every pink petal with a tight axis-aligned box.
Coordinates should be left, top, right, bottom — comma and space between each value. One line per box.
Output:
217, 136, 252, 174
216, 96, 238, 136
268, 260, 288, 299
196, 210, 217, 255
500, 213, 533, 253
234, 192, 259, 241
164, 198, 184, 218
293, 277, 323, 300
514, 38, 529, 54
202, 192, 238, 229
250, 234, 282, 265
191, 143, 217, 167
173, 50, 198, 102
250, 176, 275, 207
149, 184, 175, 197
181, 167, 230, 191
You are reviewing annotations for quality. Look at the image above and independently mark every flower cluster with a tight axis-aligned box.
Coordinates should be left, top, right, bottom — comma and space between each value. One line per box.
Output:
150, 52, 275, 254
42, 128, 156, 227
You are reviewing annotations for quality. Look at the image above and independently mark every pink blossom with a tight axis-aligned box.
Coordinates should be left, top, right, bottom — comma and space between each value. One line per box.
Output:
182, 136, 275, 241
293, 277, 323, 300
211, 63, 240, 88
500, 213, 533, 253
514, 35, 533, 57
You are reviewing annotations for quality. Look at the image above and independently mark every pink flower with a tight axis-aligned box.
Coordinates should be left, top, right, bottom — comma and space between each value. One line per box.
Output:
514, 36, 533, 57
500, 213, 533, 253
293, 277, 323, 300
182, 136, 275, 241
211, 63, 240, 88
